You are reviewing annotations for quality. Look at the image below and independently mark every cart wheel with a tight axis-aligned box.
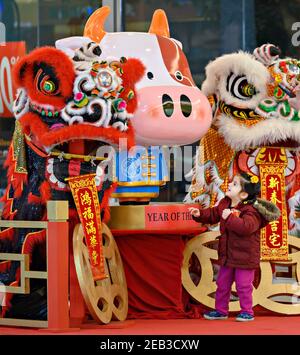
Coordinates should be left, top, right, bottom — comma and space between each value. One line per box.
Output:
73, 223, 128, 324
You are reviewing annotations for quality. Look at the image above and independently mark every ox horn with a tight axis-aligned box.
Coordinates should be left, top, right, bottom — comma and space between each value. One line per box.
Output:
84, 6, 110, 42
149, 9, 170, 38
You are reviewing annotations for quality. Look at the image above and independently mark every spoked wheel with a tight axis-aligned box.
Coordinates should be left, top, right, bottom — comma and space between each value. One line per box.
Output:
73, 223, 128, 324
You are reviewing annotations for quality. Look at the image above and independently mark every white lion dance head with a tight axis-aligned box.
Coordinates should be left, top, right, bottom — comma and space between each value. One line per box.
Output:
186, 44, 300, 236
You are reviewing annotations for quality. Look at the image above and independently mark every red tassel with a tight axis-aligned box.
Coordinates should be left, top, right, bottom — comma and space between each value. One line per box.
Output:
101, 182, 117, 223
28, 192, 42, 204
0, 261, 11, 273
39, 181, 52, 203
0, 227, 14, 241
22, 230, 46, 263
1, 280, 18, 317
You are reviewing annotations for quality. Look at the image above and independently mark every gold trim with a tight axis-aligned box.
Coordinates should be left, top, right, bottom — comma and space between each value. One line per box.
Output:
0, 252, 28, 262
0, 220, 48, 229
0, 318, 48, 328
47, 201, 69, 221
218, 100, 264, 121
12, 121, 27, 174
182, 232, 300, 315
108, 206, 146, 230
73, 223, 128, 324
141, 155, 155, 160
24, 270, 47, 279
0, 253, 29, 294
117, 180, 166, 186
256, 147, 288, 166
142, 172, 157, 177
112, 192, 158, 198
50, 151, 106, 162
108, 204, 200, 230
249, 146, 298, 151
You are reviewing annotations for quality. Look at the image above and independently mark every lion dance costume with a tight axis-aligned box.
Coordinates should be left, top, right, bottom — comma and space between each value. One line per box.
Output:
185, 44, 300, 258
0, 42, 145, 319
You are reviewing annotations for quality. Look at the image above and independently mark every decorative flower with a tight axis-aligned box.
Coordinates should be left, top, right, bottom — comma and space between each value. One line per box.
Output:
112, 98, 127, 113
250, 175, 259, 184
74, 92, 89, 107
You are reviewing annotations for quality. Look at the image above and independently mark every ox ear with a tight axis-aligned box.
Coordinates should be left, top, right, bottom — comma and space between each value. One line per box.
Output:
149, 9, 170, 38
171, 38, 183, 49
84, 6, 110, 43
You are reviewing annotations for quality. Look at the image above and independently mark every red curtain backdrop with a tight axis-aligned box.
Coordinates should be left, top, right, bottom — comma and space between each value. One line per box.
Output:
115, 234, 190, 319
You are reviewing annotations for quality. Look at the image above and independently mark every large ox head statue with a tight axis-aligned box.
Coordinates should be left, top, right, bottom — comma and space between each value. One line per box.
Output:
56, 6, 212, 146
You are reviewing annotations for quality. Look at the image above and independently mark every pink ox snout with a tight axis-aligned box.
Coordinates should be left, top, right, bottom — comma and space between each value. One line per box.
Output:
131, 86, 212, 146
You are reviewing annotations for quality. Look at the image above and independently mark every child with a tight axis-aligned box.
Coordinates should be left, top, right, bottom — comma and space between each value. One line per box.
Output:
189, 172, 280, 322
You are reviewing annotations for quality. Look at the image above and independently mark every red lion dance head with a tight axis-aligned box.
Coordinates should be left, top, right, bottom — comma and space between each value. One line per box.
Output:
0, 43, 145, 320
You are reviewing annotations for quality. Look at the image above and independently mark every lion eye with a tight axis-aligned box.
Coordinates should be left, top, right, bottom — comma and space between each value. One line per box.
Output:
35, 68, 59, 96
241, 83, 256, 97
226, 73, 257, 100
42, 80, 56, 94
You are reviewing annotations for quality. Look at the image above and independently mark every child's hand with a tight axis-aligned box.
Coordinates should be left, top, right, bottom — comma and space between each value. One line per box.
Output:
222, 209, 232, 219
189, 207, 201, 217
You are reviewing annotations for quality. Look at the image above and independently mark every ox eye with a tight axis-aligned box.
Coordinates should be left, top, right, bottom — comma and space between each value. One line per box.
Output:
147, 72, 154, 80
175, 71, 183, 81
226, 73, 257, 100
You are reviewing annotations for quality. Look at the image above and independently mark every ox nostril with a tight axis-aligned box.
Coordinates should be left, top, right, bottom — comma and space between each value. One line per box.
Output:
180, 95, 192, 117
162, 94, 174, 117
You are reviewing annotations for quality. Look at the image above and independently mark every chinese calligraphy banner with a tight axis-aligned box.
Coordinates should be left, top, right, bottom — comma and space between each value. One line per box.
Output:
257, 148, 289, 261
67, 173, 107, 281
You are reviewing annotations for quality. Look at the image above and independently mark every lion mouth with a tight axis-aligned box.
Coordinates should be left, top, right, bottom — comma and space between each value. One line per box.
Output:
268, 139, 300, 149
46, 139, 115, 191
50, 123, 66, 131
51, 139, 113, 163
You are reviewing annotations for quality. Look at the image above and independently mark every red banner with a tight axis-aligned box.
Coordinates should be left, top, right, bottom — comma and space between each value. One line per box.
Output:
67, 174, 107, 281
145, 203, 201, 230
257, 148, 289, 260
0, 41, 26, 118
